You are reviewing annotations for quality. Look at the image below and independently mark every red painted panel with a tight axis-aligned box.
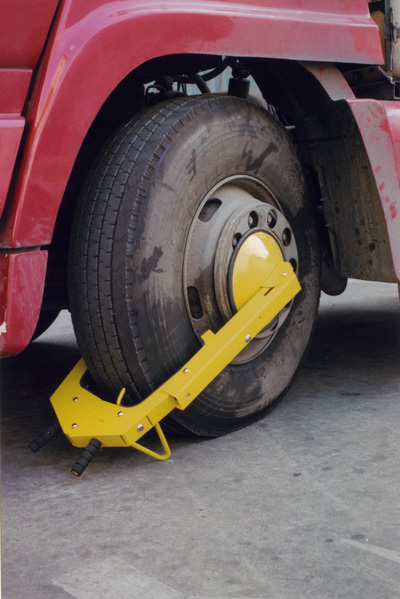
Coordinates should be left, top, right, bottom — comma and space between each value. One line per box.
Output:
348, 100, 400, 280
0, 251, 47, 356
0, 117, 25, 218
304, 64, 356, 101
0, 1, 383, 249
0, 69, 32, 114
0, 0, 59, 68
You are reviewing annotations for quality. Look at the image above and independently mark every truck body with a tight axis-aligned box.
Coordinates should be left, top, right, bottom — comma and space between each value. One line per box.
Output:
1, 0, 399, 434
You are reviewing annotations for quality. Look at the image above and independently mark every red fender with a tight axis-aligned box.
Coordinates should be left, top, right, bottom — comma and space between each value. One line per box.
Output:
0, 251, 48, 356
0, 0, 382, 247
0, 1, 385, 355
348, 100, 400, 280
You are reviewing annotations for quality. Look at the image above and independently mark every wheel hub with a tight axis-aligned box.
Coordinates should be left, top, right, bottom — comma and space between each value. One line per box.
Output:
228, 230, 285, 311
184, 176, 298, 364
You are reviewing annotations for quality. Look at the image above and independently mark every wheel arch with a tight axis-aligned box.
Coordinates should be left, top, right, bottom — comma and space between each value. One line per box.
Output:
1, 0, 381, 249
15, 55, 362, 250
44, 59, 356, 299
14, 56, 398, 329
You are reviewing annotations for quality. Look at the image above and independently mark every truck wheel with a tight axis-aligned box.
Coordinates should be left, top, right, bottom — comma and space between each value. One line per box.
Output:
68, 95, 320, 436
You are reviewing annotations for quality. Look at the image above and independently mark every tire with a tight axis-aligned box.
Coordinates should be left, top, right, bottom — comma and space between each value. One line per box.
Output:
68, 95, 320, 436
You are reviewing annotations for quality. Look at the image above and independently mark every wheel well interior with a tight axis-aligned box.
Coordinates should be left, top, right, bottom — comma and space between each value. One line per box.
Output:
44, 54, 396, 315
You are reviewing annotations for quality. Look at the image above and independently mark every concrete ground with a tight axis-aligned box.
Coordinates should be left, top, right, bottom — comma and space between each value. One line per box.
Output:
1, 280, 400, 599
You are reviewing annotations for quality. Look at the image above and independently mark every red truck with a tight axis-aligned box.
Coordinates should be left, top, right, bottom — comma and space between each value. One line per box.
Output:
1, 1, 399, 437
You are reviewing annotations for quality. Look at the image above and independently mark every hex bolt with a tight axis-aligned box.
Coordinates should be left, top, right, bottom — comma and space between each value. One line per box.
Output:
183, 368, 189, 373
73, 397, 79, 402
71, 423, 77, 429
245, 335, 252, 343
282, 272, 287, 277
137, 424, 144, 432
117, 411, 124, 417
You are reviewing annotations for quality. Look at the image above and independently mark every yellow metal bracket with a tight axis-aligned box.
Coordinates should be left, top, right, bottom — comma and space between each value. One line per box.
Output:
46, 260, 300, 474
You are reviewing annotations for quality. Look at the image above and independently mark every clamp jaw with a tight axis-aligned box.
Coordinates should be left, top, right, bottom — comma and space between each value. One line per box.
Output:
31, 256, 301, 475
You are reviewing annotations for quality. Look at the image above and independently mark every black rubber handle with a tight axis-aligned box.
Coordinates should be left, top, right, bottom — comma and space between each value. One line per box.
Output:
71, 438, 102, 476
29, 421, 61, 453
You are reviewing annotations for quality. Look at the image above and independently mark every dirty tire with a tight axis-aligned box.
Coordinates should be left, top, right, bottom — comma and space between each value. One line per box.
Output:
68, 95, 320, 436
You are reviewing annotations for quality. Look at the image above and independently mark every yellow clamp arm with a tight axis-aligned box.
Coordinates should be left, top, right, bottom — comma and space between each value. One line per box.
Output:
50, 262, 300, 460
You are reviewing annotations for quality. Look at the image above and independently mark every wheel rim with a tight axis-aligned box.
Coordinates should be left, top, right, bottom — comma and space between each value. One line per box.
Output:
184, 175, 298, 364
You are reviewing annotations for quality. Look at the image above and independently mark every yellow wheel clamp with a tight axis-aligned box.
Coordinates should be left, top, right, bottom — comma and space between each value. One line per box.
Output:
30, 241, 300, 475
